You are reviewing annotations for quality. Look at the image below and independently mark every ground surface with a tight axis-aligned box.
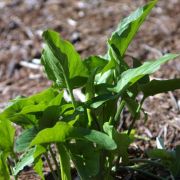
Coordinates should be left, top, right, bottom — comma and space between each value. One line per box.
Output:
0, 0, 180, 179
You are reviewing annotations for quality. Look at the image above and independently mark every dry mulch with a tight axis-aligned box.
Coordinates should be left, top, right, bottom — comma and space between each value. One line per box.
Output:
0, 0, 180, 179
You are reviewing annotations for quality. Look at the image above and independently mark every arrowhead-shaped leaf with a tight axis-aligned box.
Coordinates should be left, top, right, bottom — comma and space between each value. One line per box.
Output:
108, 0, 157, 58
0, 88, 63, 127
41, 30, 89, 88
31, 122, 117, 150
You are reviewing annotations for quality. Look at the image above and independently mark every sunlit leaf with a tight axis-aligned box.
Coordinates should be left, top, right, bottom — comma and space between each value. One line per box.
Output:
0, 152, 10, 180
41, 30, 88, 88
110, 54, 179, 93
57, 143, 71, 180
34, 157, 44, 180
0, 88, 63, 127
0, 119, 15, 152
108, 0, 157, 57
31, 122, 117, 150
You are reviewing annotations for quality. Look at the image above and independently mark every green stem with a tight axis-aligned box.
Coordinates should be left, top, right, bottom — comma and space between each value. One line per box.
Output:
129, 159, 164, 168
127, 98, 144, 135
49, 146, 61, 178
63, 71, 76, 109
114, 100, 126, 123
44, 152, 58, 180
87, 108, 93, 127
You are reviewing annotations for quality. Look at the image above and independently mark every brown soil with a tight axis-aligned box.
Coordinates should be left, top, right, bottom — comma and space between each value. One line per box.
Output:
0, 0, 180, 179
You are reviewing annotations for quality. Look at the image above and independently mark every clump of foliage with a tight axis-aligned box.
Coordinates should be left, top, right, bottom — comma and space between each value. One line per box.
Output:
0, 0, 180, 179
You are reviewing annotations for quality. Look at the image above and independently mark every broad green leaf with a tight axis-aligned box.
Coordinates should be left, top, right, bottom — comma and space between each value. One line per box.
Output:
0, 99, 33, 122
0, 152, 10, 180
27, 87, 59, 105
0, 88, 62, 126
44, 90, 63, 104
101, 55, 117, 73
106, 46, 129, 74
20, 88, 63, 114
13, 148, 36, 176
83, 56, 107, 74
39, 105, 61, 130
57, 143, 71, 180
13, 145, 46, 176
85, 93, 117, 109
68, 141, 100, 180
110, 54, 179, 93
41, 30, 88, 88
108, 0, 157, 57
31, 122, 117, 150
34, 157, 44, 180
0, 119, 15, 152
0, 99, 35, 128
104, 0, 157, 77
95, 69, 114, 84
103, 122, 133, 164
91, 99, 117, 129
86, 54, 179, 108
133, 57, 150, 84
15, 127, 38, 153
0, 88, 64, 128
44, 104, 81, 126
95, 83, 112, 95
140, 79, 180, 98
5, 114, 37, 128
42, 104, 81, 126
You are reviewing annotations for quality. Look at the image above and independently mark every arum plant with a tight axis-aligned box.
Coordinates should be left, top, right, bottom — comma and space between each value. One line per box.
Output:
0, 0, 180, 179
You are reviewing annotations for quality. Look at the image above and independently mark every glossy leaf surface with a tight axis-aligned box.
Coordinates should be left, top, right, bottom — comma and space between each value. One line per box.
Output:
108, 0, 157, 57
41, 30, 88, 88
110, 54, 179, 93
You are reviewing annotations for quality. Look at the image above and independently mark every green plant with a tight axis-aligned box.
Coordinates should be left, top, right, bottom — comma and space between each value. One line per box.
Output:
0, 0, 180, 179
